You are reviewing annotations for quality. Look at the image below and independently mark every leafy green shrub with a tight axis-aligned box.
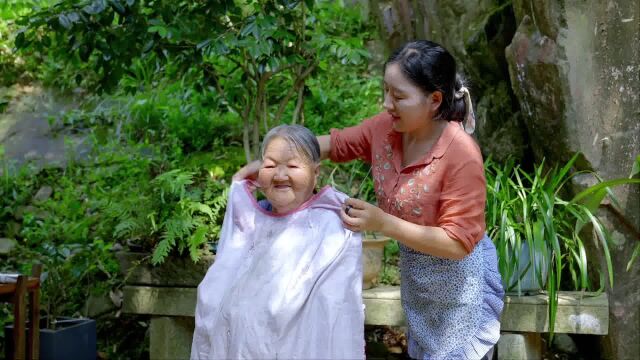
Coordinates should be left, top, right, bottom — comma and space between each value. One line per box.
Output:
305, 68, 381, 135
125, 81, 242, 152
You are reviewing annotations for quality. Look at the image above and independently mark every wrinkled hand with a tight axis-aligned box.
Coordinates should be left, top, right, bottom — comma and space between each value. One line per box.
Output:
340, 198, 388, 233
231, 160, 261, 191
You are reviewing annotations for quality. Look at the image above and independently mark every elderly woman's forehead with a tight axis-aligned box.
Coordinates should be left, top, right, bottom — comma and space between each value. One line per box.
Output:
264, 137, 311, 160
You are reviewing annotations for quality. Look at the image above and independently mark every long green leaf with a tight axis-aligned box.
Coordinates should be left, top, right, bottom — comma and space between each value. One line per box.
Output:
532, 219, 547, 289
547, 260, 557, 338
627, 243, 640, 271
571, 178, 640, 206
575, 234, 589, 289
551, 152, 580, 190
630, 154, 640, 178
585, 211, 614, 287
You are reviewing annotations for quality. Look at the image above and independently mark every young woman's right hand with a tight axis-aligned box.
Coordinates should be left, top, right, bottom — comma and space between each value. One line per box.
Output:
232, 160, 262, 182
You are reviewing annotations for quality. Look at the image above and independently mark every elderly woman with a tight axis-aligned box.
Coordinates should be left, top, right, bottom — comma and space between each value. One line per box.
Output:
191, 125, 364, 359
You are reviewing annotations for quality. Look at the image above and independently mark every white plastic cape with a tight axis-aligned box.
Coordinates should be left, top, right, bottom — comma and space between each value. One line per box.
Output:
191, 181, 364, 359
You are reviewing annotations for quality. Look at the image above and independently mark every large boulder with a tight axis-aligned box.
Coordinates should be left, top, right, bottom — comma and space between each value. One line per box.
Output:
505, 1, 639, 358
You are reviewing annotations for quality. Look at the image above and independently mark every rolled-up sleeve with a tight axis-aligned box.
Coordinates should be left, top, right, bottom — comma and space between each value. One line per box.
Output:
437, 155, 487, 253
330, 114, 386, 164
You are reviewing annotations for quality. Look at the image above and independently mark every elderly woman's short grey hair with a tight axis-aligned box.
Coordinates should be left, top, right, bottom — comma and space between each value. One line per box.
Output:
260, 124, 321, 163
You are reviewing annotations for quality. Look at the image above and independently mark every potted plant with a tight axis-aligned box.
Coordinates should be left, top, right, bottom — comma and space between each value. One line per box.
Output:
362, 232, 391, 289
4, 243, 98, 360
485, 154, 619, 335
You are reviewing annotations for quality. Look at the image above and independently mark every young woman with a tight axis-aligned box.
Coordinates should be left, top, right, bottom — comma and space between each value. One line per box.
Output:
234, 40, 504, 359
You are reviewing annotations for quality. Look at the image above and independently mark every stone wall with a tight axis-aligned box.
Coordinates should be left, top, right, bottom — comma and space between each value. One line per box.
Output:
364, 0, 640, 358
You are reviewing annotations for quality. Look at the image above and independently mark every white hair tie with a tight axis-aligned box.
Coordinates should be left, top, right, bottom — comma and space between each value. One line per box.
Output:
454, 87, 476, 135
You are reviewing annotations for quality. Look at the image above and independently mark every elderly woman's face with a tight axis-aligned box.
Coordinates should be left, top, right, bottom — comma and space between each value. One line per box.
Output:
258, 137, 319, 214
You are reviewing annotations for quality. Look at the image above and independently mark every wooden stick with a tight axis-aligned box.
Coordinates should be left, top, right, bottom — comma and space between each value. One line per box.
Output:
13, 275, 27, 360
29, 264, 42, 360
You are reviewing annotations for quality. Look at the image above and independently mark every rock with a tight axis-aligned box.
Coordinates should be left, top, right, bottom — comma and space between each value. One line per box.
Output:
0, 85, 89, 171
5, 221, 21, 238
83, 293, 118, 318
552, 333, 578, 354
0, 238, 17, 254
14, 205, 48, 220
15, 205, 36, 220
23, 150, 40, 161
111, 243, 124, 252
33, 185, 53, 203
362, 235, 390, 290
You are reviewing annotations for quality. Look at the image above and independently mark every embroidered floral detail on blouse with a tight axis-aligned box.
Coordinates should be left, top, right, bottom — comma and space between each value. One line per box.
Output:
371, 138, 445, 220
373, 140, 396, 199
387, 158, 442, 219
422, 159, 440, 176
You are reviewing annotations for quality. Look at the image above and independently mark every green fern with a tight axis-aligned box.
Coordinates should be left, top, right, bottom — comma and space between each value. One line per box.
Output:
103, 195, 152, 240
188, 225, 209, 262
152, 169, 195, 202
151, 237, 173, 265
188, 202, 214, 220
102, 167, 230, 265
113, 218, 139, 239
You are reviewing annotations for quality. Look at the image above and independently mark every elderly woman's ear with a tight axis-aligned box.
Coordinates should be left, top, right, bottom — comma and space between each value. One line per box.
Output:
314, 163, 320, 186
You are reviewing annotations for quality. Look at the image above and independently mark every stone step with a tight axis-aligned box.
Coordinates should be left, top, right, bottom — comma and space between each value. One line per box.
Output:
123, 285, 608, 334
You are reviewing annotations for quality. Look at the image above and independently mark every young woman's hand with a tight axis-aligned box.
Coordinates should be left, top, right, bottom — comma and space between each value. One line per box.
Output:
340, 198, 389, 233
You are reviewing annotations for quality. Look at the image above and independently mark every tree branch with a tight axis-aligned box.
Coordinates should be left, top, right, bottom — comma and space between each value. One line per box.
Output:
292, 84, 305, 124
273, 62, 316, 125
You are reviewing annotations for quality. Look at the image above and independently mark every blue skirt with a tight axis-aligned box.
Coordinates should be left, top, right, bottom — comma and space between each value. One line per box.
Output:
400, 234, 504, 359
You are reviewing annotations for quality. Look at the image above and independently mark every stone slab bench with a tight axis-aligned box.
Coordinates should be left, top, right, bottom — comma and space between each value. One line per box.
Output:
123, 285, 608, 359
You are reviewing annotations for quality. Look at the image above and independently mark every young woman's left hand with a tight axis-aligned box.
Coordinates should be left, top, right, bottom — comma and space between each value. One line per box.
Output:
340, 198, 388, 233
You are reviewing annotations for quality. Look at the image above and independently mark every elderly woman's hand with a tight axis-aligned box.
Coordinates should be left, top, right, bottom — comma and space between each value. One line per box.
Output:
340, 198, 389, 233
232, 160, 262, 182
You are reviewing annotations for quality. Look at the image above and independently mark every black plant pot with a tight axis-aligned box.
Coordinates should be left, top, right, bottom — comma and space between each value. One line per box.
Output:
4, 317, 96, 360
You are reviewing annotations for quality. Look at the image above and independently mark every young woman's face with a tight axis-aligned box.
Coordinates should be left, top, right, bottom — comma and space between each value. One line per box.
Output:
258, 137, 319, 214
383, 63, 441, 133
